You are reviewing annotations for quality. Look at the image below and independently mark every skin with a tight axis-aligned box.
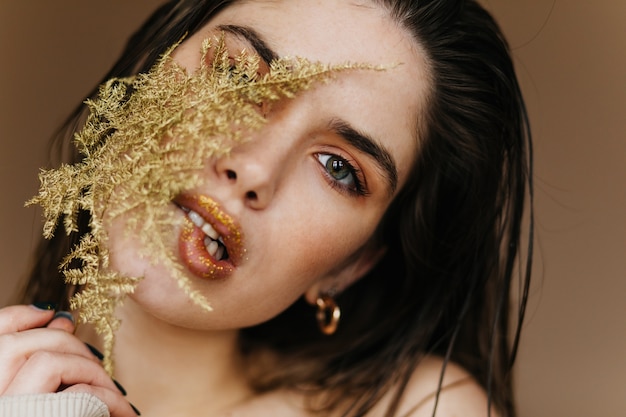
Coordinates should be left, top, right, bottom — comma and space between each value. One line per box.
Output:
106, 0, 428, 331
0, 1, 493, 416
0, 306, 136, 416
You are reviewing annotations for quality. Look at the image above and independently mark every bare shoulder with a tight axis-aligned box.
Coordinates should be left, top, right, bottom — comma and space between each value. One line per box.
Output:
227, 356, 497, 417
382, 356, 498, 417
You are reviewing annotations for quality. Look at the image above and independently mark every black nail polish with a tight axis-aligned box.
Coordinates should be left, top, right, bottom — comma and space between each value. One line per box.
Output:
130, 402, 141, 416
32, 302, 57, 311
85, 343, 104, 360
53, 311, 75, 324
113, 379, 127, 396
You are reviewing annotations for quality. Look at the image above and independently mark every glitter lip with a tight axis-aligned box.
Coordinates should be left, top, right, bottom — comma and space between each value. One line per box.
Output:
174, 194, 244, 279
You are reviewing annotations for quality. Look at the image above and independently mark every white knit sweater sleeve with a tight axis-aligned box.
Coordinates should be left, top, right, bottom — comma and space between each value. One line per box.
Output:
0, 392, 109, 417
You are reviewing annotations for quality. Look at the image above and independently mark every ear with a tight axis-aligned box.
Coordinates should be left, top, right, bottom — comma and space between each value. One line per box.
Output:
304, 243, 386, 305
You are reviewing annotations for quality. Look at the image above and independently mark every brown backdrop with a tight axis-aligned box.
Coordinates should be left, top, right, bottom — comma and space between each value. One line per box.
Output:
1, 1, 625, 415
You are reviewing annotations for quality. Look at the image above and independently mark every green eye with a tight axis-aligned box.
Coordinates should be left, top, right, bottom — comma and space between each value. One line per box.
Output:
325, 155, 351, 180
316, 153, 366, 196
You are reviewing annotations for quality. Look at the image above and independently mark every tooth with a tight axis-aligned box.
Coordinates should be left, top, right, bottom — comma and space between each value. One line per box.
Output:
188, 210, 204, 228
205, 238, 219, 257
215, 245, 224, 261
201, 223, 219, 240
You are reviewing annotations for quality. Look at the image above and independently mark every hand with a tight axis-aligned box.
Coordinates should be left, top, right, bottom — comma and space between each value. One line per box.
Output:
0, 304, 138, 416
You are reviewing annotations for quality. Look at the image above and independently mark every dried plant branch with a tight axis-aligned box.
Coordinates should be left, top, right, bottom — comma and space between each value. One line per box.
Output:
27, 34, 383, 374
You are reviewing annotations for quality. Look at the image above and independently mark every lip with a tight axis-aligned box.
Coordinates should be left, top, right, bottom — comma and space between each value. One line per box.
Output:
174, 194, 245, 279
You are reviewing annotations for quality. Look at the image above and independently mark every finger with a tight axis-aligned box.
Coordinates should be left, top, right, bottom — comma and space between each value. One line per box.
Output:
4, 350, 120, 396
64, 384, 140, 417
0, 329, 102, 392
46, 311, 76, 334
0, 304, 56, 333
0, 328, 101, 369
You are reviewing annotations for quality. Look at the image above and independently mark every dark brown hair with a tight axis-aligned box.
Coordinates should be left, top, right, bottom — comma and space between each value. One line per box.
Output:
21, 1, 533, 416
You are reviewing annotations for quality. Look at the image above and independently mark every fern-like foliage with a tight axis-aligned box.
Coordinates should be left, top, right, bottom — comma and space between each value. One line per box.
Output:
27, 34, 382, 374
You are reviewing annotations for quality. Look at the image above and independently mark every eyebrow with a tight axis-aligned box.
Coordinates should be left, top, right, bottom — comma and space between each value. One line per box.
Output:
217, 25, 399, 194
328, 119, 398, 194
216, 24, 279, 65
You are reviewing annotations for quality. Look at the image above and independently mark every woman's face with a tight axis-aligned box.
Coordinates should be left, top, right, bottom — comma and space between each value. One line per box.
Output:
108, 0, 430, 329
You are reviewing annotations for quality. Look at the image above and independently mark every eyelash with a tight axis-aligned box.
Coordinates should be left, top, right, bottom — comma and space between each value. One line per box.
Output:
316, 153, 368, 197
211, 34, 366, 197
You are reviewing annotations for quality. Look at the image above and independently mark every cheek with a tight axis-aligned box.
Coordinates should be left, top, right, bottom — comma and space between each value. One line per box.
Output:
104, 205, 183, 282
105, 216, 141, 275
265, 181, 383, 279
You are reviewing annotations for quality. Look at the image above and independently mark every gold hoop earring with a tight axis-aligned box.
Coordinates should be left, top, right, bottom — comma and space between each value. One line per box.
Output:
316, 294, 341, 335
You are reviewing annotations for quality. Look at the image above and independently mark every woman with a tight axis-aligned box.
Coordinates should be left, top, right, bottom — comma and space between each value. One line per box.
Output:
0, 0, 533, 416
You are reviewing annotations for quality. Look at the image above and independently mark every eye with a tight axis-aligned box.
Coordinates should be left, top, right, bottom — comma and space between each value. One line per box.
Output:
224, 63, 250, 85
207, 41, 262, 85
316, 153, 367, 196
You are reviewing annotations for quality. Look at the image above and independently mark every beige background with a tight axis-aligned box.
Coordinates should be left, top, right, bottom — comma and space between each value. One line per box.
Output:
1, 1, 624, 415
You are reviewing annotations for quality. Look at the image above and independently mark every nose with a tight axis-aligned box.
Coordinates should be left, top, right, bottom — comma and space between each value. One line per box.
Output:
214, 141, 281, 210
